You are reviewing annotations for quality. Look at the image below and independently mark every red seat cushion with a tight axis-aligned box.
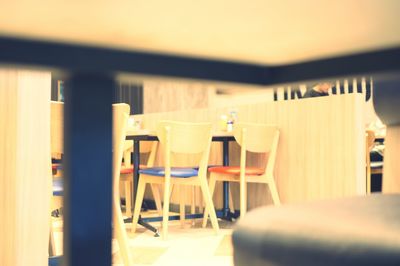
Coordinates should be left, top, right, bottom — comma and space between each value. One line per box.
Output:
52, 164, 62, 170
208, 166, 264, 175
120, 168, 133, 174
120, 164, 148, 174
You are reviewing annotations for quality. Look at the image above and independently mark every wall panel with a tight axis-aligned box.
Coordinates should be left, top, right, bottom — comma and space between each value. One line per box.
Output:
0, 69, 51, 266
134, 93, 365, 210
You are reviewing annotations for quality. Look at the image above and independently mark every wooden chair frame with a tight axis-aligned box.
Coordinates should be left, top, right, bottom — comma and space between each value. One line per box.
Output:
203, 123, 280, 227
120, 140, 160, 217
131, 120, 219, 239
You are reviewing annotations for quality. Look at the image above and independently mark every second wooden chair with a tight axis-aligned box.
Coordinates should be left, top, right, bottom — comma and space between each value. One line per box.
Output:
203, 123, 280, 227
131, 121, 219, 239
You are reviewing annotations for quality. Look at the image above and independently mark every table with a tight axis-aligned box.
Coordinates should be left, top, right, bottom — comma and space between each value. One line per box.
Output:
125, 129, 238, 235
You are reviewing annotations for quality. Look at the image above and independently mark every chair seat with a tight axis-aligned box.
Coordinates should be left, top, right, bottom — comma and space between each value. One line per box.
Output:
371, 161, 383, 169
53, 179, 63, 196
49, 256, 62, 266
51, 164, 62, 170
232, 194, 400, 266
120, 164, 147, 174
209, 166, 264, 175
139, 167, 198, 178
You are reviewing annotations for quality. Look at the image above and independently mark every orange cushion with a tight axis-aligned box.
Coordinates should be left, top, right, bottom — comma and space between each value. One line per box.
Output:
52, 164, 62, 170
120, 168, 133, 174
120, 164, 148, 174
208, 166, 264, 175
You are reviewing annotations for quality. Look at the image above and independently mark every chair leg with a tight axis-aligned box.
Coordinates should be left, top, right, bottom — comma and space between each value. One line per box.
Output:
124, 180, 132, 217
150, 184, 163, 216
202, 174, 216, 228
240, 178, 247, 217
49, 218, 56, 256
179, 185, 186, 227
199, 177, 219, 233
131, 178, 146, 233
366, 167, 371, 194
229, 183, 235, 213
113, 206, 134, 266
197, 186, 204, 213
191, 186, 196, 225
269, 177, 281, 205
162, 179, 171, 240
169, 184, 174, 201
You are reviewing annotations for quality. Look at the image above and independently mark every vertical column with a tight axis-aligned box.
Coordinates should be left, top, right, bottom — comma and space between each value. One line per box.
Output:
0, 69, 51, 266
63, 73, 114, 266
374, 75, 400, 193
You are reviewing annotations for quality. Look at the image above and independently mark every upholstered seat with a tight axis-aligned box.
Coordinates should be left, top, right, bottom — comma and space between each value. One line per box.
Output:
371, 161, 384, 169
52, 179, 63, 196
208, 166, 264, 176
232, 194, 400, 266
139, 167, 198, 178
51, 164, 62, 171
48, 256, 62, 266
119, 164, 147, 174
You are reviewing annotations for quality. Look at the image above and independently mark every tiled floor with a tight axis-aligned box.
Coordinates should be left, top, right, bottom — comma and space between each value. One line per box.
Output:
52, 210, 235, 266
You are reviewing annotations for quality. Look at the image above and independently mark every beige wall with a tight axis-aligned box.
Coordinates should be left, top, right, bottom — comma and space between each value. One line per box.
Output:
143, 80, 214, 113
135, 93, 365, 209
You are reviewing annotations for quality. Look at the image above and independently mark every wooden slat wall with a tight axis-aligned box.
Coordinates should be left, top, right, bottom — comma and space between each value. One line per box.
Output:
0, 69, 51, 266
143, 80, 212, 113
134, 93, 365, 209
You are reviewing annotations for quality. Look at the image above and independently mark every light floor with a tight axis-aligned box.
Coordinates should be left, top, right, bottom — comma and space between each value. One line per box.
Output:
52, 210, 235, 266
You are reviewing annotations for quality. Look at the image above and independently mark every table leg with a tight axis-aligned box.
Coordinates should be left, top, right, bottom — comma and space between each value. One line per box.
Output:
222, 140, 230, 218
220, 139, 239, 221
133, 140, 140, 202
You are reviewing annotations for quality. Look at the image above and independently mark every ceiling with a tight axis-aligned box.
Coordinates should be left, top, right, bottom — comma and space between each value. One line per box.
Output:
0, 0, 399, 65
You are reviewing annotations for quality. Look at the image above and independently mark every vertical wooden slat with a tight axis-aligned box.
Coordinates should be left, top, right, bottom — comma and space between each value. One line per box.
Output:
0, 69, 51, 266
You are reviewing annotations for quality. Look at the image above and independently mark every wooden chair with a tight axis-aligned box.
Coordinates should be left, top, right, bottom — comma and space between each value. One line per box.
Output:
112, 103, 134, 265
49, 101, 64, 256
203, 123, 280, 227
366, 130, 375, 194
131, 121, 219, 239
49, 102, 134, 265
120, 140, 161, 217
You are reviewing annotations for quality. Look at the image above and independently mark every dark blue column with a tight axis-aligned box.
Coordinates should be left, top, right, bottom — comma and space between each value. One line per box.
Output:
374, 74, 400, 126
63, 73, 114, 266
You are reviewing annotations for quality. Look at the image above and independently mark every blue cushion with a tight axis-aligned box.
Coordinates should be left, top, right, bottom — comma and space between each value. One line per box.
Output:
53, 179, 63, 196
49, 256, 62, 266
139, 167, 198, 178
192, 165, 221, 170
371, 161, 383, 169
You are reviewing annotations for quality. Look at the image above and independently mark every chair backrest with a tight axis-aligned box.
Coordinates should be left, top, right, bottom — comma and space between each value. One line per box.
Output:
112, 103, 130, 186
365, 130, 375, 194
111, 103, 134, 265
233, 123, 279, 153
156, 120, 213, 177
366, 130, 376, 170
51, 101, 64, 158
123, 140, 158, 167
234, 123, 280, 176
366, 130, 375, 152
157, 120, 213, 154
